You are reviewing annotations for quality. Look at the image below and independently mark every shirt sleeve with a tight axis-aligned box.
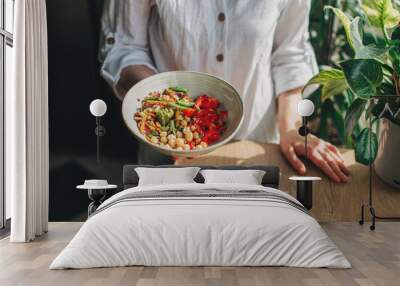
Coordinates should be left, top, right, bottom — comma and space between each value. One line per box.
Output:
271, 0, 317, 96
101, 0, 157, 89
98, 0, 119, 63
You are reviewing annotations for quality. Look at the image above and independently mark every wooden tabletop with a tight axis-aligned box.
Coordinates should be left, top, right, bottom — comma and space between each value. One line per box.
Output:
175, 140, 400, 222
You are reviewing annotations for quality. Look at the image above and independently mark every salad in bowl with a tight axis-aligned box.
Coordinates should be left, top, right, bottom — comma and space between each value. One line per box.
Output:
135, 86, 228, 151
122, 71, 243, 157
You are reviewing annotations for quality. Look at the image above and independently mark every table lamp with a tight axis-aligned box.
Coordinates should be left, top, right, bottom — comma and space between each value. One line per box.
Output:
89, 99, 107, 163
289, 99, 321, 210
297, 99, 315, 164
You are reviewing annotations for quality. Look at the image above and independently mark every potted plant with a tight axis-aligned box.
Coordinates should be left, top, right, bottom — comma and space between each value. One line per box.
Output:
308, 0, 365, 146
304, 0, 400, 188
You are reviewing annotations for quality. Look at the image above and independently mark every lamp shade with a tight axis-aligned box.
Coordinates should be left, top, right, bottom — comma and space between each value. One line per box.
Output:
297, 99, 315, 117
89, 99, 107, 117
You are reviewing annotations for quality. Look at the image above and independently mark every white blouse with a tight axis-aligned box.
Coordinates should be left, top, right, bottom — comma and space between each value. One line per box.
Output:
101, 0, 317, 143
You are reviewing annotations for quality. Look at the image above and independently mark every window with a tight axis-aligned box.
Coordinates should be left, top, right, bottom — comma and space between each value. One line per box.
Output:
0, 0, 14, 230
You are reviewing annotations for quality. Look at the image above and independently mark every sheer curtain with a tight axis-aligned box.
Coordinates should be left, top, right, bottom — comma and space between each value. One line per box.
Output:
7, 0, 49, 242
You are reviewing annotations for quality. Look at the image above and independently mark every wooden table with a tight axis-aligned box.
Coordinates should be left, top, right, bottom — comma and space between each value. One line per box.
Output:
176, 140, 400, 222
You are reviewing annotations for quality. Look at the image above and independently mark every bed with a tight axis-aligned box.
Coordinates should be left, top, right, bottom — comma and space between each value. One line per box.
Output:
50, 165, 350, 269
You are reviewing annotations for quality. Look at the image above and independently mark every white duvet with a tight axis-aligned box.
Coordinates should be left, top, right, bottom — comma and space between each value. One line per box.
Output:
50, 183, 350, 269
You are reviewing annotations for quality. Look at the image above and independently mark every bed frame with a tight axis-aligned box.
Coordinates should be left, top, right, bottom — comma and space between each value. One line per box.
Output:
122, 165, 280, 189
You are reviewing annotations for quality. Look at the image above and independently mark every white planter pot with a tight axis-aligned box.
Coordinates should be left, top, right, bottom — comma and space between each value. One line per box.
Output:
374, 119, 400, 189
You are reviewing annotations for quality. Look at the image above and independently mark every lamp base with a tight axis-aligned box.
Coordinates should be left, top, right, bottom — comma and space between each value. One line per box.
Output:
296, 180, 313, 210
289, 177, 321, 210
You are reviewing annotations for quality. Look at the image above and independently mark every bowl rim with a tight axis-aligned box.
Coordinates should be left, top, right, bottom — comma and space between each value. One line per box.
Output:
121, 70, 244, 155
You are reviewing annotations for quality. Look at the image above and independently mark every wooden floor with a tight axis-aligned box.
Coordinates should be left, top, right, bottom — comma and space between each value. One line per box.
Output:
1, 222, 400, 286
177, 141, 400, 222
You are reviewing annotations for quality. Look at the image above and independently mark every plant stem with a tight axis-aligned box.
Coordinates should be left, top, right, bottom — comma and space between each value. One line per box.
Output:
382, 25, 390, 44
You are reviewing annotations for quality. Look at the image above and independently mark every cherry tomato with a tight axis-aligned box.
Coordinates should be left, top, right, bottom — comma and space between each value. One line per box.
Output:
194, 95, 220, 109
182, 108, 196, 117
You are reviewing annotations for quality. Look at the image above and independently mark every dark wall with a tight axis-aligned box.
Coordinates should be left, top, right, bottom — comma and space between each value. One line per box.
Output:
46, 0, 139, 221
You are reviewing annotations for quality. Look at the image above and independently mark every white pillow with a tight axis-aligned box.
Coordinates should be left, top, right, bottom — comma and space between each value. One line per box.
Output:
200, 169, 266, 185
135, 167, 201, 186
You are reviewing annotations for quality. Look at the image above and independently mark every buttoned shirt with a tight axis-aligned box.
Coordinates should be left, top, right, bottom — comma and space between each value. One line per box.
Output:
101, 0, 317, 143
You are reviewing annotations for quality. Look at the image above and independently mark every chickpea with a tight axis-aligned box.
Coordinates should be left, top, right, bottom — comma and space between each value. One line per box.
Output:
200, 141, 208, 148
184, 116, 190, 122
181, 120, 188, 127
160, 136, 168, 144
176, 131, 183, 138
193, 132, 199, 139
160, 131, 167, 137
183, 127, 190, 134
167, 134, 176, 141
176, 138, 185, 148
176, 146, 183, 151
185, 131, 194, 142
184, 144, 191, 150
190, 125, 196, 131
168, 138, 176, 148
150, 136, 159, 144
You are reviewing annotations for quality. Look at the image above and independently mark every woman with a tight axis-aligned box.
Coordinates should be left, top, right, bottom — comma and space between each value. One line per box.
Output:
101, 0, 350, 183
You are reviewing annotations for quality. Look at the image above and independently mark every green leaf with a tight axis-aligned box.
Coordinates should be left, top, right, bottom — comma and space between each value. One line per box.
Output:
355, 44, 387, 60
345, 98, 367, 137
364, 30, 387, 47
350, 17, 364, 51
305, 68, 348, 101
325, 6, 386, 61
371, 98, 400, 125
361, 0, 400, 29
325, 6, 363, 50
306, 87, 322, 121
340, 59, 383, 98
355, 128, 378, 165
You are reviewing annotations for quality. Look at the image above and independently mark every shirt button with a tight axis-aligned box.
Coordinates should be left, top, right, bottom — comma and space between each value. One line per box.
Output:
216, 54, 224, 62
106, 37, 115, 45
218, 13, 225, 22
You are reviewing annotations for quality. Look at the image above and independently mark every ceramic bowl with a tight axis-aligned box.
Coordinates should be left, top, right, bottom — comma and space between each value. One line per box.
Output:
122, 71, 244, 157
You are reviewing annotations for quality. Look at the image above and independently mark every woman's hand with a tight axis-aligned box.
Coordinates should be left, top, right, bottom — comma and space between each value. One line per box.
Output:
279, 129, 350, 183
277, 87, 350, 183
116, 65, 156, 100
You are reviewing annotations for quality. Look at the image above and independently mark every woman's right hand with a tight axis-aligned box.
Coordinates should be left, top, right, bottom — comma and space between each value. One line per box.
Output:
116, 65, 156, 100
280, 129, 350, 183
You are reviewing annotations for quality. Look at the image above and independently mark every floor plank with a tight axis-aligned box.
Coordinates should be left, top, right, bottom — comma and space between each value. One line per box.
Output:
1, 222, 399, 286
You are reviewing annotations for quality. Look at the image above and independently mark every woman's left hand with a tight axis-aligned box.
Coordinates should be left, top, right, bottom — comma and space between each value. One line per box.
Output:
279, 129, 350, 183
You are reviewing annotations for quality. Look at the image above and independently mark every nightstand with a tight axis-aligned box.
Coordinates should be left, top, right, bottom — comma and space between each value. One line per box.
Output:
77, 180, 117, 217
289, 176, 321, 210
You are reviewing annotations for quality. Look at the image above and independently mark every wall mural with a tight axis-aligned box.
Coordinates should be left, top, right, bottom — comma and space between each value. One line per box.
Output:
47, 0, 400, 221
